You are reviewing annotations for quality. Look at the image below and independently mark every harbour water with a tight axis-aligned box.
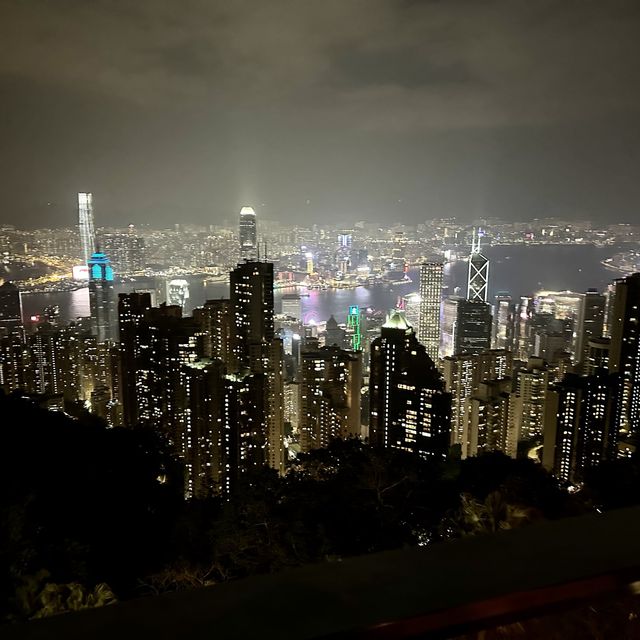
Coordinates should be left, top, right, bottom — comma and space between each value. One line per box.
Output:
20, 244, 629, 325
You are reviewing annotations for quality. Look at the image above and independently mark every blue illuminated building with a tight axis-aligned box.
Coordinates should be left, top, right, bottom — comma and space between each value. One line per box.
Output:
88, 251, 116, 342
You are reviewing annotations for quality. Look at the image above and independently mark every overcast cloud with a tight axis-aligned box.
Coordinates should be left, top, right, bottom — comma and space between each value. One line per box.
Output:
1, 0, 639, 227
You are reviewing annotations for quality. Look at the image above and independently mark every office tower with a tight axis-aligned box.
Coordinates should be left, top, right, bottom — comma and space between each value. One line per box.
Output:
230, 261, 274, 371
535, 290, 585, 358
465, 379, 515, 459
134, 304, 200, 432
239, 206, 258, 260
401, 292, 421, 332
418, 262, 443, 361
369, 310, 451, 459
0, 333, 28, 392
100, 231, 146, 274
299, 341, 362, 452
609, 273, 640, 437
178, 359, 228, 498
192, 299, 232, 369
441, 298, 459, 359
511, 357, 550, 440
543, 371, 617, 483
88, 251, 116, 343
456, 299, 492, 355
603, 282, 617, 338
166, 279, 190, 311
346, 305, 362, 351
585, 337, 611, 375
78, 192, 96, 265
443, 349, 513, 451
0, 281, 22, 335
467, 229, 489, 302
118, 292, 153, 427
492, 293, 513, 351
514, 296, 534, 360
575, 289, 606, 367
229, 261, 284, 473
281, 293, 302, 320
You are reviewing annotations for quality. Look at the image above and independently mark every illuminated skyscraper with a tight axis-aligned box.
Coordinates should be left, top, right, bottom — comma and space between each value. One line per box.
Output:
418, 262, 443, 361
369, 310, 451, 459
299, 341, 362, 452
88, 251, 116, 343
239, 206, 258, 260
575, 289, 606, 369
543, 371, 618, 483
230, 261, 284, 473
609, 272, 640, 437
467, 229, 489, 302
492, 293, 514, 351
78, 192, 96, 265
0, 281, 22, 335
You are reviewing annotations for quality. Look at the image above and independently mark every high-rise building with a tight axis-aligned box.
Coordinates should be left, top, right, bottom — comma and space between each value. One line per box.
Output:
417, 262, 443, 361
543, 371, 618, 483
88, 251, 116, 343
299, 341, 362, 452
0, 281, 22, 335
78, 192, 96, 265
456, 299, 492, 355
585, 337, 611, 375
512, 357, 550, 440
229, 261, 284, 473
492, 293, 513, 351
369, 310, 451, 459
443, 349, 513, 451
609, 273, 640, 437
118, 292, 152, 427
467, 229, 489, 302
239, 206, 258, 260
192, 299, 232, 369
575, 289, 606, 367
281, 293, 302, 320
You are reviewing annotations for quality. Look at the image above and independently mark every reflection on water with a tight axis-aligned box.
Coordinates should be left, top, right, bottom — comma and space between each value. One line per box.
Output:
21, 245, 623, 325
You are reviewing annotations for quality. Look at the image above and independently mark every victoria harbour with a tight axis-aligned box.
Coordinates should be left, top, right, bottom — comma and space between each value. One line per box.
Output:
20, 243, 627, 325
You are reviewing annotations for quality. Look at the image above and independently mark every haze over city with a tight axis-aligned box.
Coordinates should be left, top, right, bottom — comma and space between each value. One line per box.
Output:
3, 2, 640, 637
2, 0, 640, 228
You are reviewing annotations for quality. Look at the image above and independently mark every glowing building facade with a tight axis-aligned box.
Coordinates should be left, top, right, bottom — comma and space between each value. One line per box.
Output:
88, 251, 116, 343
467, 229, 489, 302
418, 262, 443, 361
239, 206, 258, 260
369, 310, 451, 460
78, 192, 96, 266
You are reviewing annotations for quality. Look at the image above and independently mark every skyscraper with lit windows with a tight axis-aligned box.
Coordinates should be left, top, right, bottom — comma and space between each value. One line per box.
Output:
88, 251, 116, 343
239, 206, 258, 260
417, 262, 443, 361
78, 192, 96, 265
369, 310, 451, 459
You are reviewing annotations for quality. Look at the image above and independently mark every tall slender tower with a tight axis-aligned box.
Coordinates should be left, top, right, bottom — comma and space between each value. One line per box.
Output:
239, 206, 258, 260
609, 273, 640, 437
78, 192, 96, 265
418, 262, 443, 361
88, 251, 116, 343
230, 260, 284, 473
467, 229, 489, 302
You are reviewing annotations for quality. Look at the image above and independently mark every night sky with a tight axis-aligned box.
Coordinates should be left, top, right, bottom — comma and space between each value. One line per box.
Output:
1, 0, 639, 228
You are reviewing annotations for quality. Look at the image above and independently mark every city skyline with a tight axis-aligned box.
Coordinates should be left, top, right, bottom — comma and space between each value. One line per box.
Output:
2, 2, 640, 632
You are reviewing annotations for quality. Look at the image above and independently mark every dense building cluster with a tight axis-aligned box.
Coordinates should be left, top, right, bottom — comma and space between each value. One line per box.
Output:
1, 194, 640, 499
